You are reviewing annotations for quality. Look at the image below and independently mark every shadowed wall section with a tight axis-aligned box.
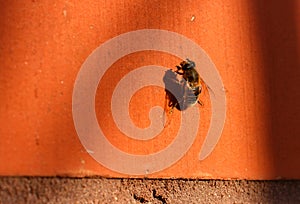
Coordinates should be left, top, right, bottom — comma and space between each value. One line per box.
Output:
250, 0, 300, 178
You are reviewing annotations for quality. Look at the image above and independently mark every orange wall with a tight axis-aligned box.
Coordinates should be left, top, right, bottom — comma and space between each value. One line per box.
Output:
0, 0, 299, 179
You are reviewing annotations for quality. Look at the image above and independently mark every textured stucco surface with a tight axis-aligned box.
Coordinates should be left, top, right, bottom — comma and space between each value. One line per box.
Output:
1, 177, 300, 203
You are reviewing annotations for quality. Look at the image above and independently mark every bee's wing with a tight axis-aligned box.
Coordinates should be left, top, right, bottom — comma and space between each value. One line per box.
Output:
198, 77, 216, 102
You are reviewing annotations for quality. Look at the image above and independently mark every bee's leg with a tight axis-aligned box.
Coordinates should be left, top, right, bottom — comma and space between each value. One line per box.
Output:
175, 66, 184, 75
197, 100, 204, 106
169, 103, 177, 114
164, 99, 176, 128
176, 65, 182, 70
163, 92, 170, 127
175, 69, 183, 75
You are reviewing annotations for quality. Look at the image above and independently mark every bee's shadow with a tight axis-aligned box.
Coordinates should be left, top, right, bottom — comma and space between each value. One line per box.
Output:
163, 69, 189, 111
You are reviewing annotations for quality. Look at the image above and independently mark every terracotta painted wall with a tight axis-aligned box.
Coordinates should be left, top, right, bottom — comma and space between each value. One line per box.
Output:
0, 0, 299, 179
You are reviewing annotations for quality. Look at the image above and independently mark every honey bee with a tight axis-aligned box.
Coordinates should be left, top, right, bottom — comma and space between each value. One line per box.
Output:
163, 59, 204, 113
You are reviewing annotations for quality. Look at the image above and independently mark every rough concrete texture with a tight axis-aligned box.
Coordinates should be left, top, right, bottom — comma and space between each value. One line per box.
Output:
1, 178, 300, 203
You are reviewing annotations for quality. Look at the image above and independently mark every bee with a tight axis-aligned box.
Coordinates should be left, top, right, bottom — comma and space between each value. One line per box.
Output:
164, 59, 204, 114
175, 58, 204, 107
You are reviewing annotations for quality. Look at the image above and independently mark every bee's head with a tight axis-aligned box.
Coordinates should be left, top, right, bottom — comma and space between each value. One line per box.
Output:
186, 58, 195, 69
180, 58, 195, 70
